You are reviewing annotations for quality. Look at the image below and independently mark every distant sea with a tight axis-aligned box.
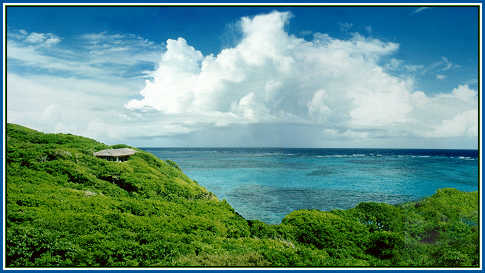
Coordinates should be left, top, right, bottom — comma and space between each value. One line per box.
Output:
142, 148, 479, 224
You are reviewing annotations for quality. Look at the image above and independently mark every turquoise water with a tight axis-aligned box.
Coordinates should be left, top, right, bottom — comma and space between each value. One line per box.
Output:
143, 148, 479, 224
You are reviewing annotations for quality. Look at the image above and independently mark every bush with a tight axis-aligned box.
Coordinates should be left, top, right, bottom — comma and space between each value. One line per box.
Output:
435, 248, 471, 267
366, 231, 404, 259
352, 202, 403, 232
282, 210, 369, 258
166, 160, 181, 170
110, 144, 131, 149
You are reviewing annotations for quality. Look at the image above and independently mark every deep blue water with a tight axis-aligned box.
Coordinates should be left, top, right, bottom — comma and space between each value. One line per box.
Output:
142, 148, 479, 224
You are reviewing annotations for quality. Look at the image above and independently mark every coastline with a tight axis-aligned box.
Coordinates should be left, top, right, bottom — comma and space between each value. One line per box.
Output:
5, 123, 480, 267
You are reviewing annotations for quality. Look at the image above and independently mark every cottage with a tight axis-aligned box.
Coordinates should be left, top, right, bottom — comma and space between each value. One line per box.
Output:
93, 148, 136, 162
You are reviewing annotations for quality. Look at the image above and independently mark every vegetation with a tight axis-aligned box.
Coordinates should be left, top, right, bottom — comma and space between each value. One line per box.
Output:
6, 123, 479, 267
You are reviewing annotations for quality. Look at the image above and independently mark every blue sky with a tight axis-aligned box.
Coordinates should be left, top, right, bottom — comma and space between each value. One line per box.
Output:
6, 5, 479, 148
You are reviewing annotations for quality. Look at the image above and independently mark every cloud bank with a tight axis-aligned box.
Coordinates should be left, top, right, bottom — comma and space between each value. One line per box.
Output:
124, 11, 477, 144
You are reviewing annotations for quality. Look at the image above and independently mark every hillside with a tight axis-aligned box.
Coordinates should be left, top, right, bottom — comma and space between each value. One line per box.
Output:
6, 123, 479, 267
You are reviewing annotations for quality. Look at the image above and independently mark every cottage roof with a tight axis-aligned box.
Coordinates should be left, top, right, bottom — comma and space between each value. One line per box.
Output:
93, 148, 136, 157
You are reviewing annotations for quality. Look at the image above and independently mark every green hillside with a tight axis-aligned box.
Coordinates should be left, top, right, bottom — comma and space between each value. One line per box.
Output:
6, 123, 479, 267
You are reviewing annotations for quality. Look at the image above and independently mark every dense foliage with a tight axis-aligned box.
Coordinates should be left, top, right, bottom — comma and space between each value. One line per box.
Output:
6, 123, 479, 267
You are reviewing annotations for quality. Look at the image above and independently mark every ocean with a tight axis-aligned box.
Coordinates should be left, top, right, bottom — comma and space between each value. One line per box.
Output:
142, 148, 479, 224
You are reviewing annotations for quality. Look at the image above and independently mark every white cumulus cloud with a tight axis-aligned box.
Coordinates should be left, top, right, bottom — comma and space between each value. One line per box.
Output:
126, 11, 406, 130
126, 10, 478, 145
7, 11, 478, 148
429, 110, 478, 138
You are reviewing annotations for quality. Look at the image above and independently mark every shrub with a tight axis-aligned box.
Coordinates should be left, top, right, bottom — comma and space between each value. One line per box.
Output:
366, 231, 404, 259
166, 160, 181, 170
352, 202, 403, 232
435, 248, 471, 267
282, 210, 369, 258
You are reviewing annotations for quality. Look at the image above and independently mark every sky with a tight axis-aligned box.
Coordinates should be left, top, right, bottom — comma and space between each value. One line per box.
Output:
6, 5, 479, 148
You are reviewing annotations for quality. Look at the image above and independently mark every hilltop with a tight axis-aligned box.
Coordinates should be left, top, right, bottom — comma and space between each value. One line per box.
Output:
6, 123, 479, 267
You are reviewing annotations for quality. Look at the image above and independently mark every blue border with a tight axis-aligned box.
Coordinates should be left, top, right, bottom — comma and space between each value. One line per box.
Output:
1, 1, 483, 272
0, 0, 484, 3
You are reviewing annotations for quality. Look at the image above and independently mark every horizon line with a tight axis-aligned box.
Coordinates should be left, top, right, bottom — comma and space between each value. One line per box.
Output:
136, 146, 479, 150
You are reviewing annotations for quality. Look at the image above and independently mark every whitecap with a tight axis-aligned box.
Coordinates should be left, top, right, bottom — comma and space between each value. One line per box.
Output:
315, 155, 349, 158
